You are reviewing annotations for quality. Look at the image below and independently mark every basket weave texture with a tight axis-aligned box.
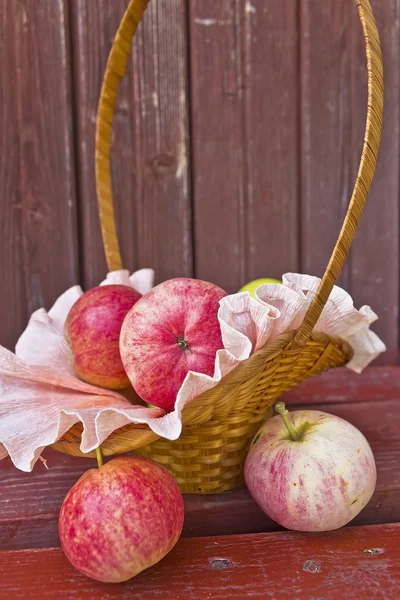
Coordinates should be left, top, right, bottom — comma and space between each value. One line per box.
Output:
52, 0, 383, 494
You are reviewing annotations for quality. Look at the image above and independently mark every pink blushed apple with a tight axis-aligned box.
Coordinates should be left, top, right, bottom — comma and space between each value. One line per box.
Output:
65, 284, 141, 390
245, 403, 376, 532
58, 456, 184, 583
120, 277, 227, 412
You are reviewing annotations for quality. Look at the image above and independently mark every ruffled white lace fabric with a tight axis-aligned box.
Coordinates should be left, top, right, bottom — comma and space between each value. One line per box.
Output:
0, 271, 385, 472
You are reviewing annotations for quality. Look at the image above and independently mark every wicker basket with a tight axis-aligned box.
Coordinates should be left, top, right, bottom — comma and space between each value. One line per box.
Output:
52, 0, 383, 494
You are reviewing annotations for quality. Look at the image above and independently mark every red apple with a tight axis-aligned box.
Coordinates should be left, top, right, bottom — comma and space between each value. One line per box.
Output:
58, 456, 184, 583
244, 403, 376, 532
120, 277, 227, 412
65, 285, 141, 389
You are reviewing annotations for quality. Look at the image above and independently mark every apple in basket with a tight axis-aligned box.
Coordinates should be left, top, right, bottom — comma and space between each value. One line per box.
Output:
58, 456, 184, 583
238, 278, 281, 297
120, 277, 227, 412
65, 284, 141, 389
245, 403, 376, 532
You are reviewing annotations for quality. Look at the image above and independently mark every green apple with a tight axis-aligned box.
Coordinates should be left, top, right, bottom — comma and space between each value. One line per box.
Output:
238, 278, 281, 298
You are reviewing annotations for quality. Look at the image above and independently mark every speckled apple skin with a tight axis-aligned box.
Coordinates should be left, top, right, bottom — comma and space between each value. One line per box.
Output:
65, 285, 141, 389
120, 278, 227, 411
58, 456, 184, 583
244, 410, 376, 532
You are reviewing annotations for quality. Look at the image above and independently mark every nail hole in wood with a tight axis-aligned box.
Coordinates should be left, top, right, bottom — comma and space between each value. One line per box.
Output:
209, 558, 235, 569
363, 548, 384, 555
303, 560, 321, 573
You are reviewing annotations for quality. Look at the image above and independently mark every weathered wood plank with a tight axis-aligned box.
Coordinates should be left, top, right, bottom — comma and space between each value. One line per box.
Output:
349, 0, 400, 365
15, 0, 79, 313
189, 1, 245, 292
0, 0, 78, 349
0, 0, 26, 349
241, 0, 300, 282
1, 379, 398, 550
71, 0, 192, 289
281, 366, 400, 405
300, 0, 399, 363
1, 524, 399, 599
300, 1, 353, 288
190, 0, 299, 292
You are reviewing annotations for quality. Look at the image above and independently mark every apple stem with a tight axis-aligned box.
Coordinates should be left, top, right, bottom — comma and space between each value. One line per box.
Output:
177, 336, 189, 351
96, 446, 103, 468
275, 402, 301, 441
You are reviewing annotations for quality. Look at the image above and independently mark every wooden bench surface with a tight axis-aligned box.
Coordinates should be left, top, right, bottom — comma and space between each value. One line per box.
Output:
1, 524, 399, 599
0, 367, 399, 598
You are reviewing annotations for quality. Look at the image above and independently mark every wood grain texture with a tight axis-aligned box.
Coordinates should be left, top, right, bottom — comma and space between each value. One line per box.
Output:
1, 371, 399, 550
281, 366, 400, 404
300, 1, 354, 288
71, 0, 192, 289
0, 0, 78, 349
349, 0, 400, 365
242, 0, 300, 282
190, 0, 299, 292
300, 0, 399, 363
1, 523, 399, 599
189, 0, 245, 291
14, 1, 78, 314
0, 0, 25, 349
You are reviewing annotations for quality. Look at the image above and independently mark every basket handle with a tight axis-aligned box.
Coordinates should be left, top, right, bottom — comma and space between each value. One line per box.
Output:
95, 1, 383, 344
95, 0, 151, 271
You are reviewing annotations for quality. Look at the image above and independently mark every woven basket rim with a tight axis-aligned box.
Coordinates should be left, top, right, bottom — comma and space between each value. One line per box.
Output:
53, 328, 353, 458
180, 328, 353, 421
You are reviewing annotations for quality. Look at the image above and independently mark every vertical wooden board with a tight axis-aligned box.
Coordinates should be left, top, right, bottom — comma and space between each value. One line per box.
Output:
0, 1, 25, 349
301, 0, 399, 364
189, 1, 245, 292
300, 0, 355, 290
350, 0, 399, 365
243, 0, 300, 281
71, 0, 192, 289
118, 0, 193, 283
14, 1, 78, 317
190, 0, 299, 293
0, 0, 78, 349
132, 0, 192, 283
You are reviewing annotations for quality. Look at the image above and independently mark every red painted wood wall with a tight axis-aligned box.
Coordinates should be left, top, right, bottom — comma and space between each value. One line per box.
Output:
1, 0, 399, 364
